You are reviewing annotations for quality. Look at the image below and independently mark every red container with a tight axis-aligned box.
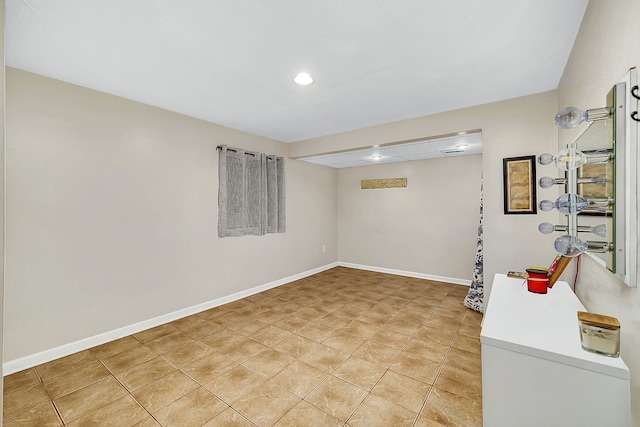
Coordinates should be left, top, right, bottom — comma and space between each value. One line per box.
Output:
526, 268, 549, 294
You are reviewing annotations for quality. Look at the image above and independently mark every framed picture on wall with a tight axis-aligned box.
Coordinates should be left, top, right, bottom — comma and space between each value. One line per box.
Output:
503, 155, 537, 215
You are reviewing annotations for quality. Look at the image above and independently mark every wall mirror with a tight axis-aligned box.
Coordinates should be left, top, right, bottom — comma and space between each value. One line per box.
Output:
538, 67, 638, 287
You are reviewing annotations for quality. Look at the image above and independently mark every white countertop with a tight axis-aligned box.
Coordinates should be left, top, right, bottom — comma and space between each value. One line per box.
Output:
481, 273, 629, 379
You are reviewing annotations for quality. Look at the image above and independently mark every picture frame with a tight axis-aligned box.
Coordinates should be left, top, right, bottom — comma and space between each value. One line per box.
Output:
503, 155, 537, 215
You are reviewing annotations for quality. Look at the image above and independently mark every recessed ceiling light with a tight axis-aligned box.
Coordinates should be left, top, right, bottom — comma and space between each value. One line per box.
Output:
293, 72, 314, 86
371, 155, 383, 160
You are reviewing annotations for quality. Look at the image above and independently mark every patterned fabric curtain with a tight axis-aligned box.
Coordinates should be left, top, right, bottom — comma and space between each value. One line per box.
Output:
218, 145, 285, 237
464, 180, 484, 313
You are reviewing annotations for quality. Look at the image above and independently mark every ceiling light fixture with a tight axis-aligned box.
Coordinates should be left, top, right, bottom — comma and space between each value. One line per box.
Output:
293, 72, 314, 86
456, 144, 468, 150
371, 155, 383, 160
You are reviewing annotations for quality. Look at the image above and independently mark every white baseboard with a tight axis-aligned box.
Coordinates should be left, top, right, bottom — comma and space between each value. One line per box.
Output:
3, 262, 339, 376
338, 262, 471, 286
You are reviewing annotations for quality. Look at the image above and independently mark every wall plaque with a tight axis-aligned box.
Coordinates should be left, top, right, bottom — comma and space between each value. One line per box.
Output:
361, 178, 407, 189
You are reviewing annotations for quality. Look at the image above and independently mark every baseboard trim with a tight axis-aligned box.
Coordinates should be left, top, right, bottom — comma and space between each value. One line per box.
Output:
338, 262, 471, 286
3, 262, 339, 375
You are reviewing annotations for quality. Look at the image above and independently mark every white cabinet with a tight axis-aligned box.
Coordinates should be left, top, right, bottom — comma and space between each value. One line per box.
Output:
481, 274, 630, 427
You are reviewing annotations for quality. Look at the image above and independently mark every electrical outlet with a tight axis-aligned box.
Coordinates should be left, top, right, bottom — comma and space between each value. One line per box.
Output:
322, 244, 327, 253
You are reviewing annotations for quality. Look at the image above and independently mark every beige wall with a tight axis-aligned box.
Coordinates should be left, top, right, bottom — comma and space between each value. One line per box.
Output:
1, 0, 6, 418
337, 155, 482, 281
291, 91, 560, 299
558, 0, 640, 422
5, 68, 338, 362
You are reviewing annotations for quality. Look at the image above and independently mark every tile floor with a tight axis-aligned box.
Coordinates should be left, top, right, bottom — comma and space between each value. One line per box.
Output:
3, 267, 483, 427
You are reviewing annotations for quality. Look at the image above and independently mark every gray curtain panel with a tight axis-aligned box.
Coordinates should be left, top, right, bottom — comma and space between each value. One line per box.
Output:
218, 145, 285, 237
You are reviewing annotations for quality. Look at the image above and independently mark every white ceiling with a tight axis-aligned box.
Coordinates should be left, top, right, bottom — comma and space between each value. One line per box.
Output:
298, 132, 482, 168
6, 0, 588, 143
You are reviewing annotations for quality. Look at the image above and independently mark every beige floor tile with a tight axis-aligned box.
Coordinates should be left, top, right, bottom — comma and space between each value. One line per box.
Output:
205, 365, 266, 404
444, 348, 481, 376
242, 348, 296, 378
272, 302, 304, 315
458, 321, 482, 338
169, 314, 207, 332
348, 298, 376, 310
54, 376, 127, 423
341, 320, 380, 338
295, 322, 334, 342
181, 351, 240, 384
3, 369, 40, 395
332, 356, 387, 390
162, 341, 216, 368
274, 400, 342, 427
253, 308, 289, 324
145, 331, 195, 354
421, 387, 482, 427
414, 415, 448, 427
232, 318, 270, 336
413, 296, 445, 307
3, 382, 52, 420
90, 336, 144, 360
272, 317, 307, 334
368, 328, 412, 350
270, 361, 328, 398
133, 324, 180, 343
298, 344, 350, 373
115, 356, 176, 391
382, 317, 423, 335
295, 307, 329, 322
390, 351, 441, 384
369, 303, 402, 318
452, 334, 481, 355
356, 311, 391, 327
371, 370, 431, 413
431, 306, 467, 320
394, 311, 429, 324
249, 326, 294, 347
132, 416, 162, 426
464, 309, 484, 325
322, 329, 366, 353
154, 387, 228, 426
348, 393, 418, 427
270, 334, 318, 358
403, 338, 450, 364
218, 312, 252, 328
3, 401, 62, 427
101, 344, 158, 374
200, 329, 246, 350
414, 326, 456, 347
304, 375, 367, 422
218, 337, 270, 363
352, 341, 401, 368
436, 364, 482, 400
35, 351, 98, 380
3, 268, 483, 426
423, 314, 462, 332
332, 305, 367, 319
203, 407, 256, 427
43, 359, 111, 398
66, 394, 148, 427
178, 318, 226, 340
196, 306, 231, 320
233, 382, 301, 427
315, 312, 352, 329
131, 370, 199, 413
